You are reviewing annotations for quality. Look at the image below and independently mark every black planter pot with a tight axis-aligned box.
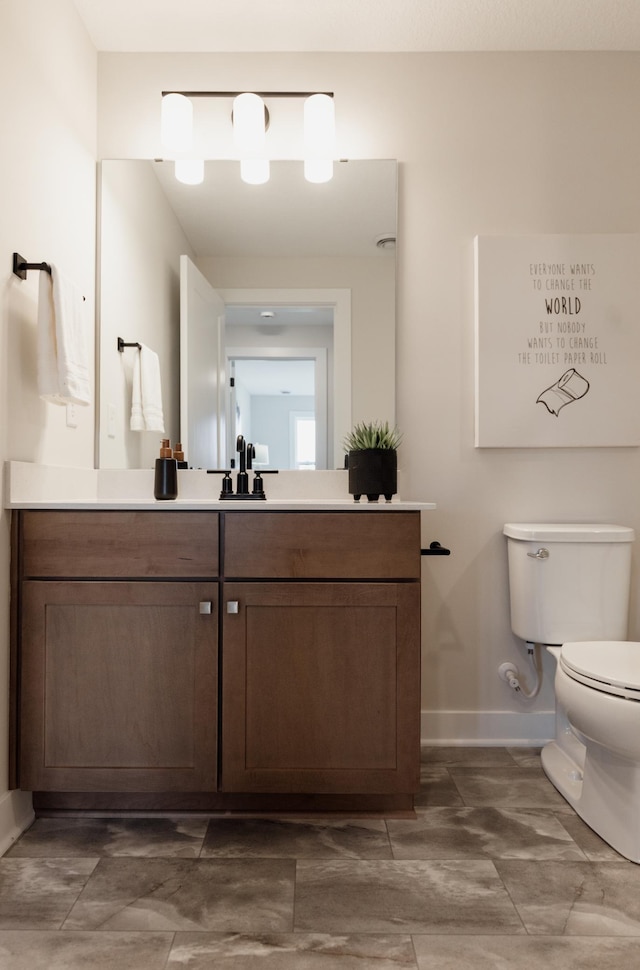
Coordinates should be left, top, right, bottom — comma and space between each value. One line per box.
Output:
348, 448, 397, 502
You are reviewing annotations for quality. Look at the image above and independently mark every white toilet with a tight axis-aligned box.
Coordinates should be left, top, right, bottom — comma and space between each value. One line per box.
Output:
503, 522, 640, 863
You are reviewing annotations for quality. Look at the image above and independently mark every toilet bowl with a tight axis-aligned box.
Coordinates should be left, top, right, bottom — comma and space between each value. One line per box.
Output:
503, 523, 640, 863
542, 641, 640, 862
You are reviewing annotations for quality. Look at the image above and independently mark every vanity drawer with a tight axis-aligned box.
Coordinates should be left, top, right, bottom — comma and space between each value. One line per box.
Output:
19, 511, 219, 578
222, 511, 420, 579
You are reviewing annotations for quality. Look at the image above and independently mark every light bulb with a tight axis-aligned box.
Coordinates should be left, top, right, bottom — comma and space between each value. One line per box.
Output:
161, 93, 192, 152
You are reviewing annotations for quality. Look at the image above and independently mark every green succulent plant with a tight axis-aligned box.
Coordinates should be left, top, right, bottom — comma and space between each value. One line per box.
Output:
343, 420, 402, 452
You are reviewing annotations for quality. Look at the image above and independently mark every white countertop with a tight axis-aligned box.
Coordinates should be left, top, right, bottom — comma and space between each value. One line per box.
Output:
4, 462, 436, 512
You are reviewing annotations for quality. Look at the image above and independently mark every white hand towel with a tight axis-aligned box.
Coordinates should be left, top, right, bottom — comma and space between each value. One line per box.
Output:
37, 264, 91, 406
130, 345, 165, 433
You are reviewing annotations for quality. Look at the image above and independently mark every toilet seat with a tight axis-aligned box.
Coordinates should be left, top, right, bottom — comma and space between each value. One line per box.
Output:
560, 641, 640, 701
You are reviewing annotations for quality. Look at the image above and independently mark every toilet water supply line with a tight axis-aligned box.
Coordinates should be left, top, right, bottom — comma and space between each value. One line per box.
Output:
498, 643, 542, 699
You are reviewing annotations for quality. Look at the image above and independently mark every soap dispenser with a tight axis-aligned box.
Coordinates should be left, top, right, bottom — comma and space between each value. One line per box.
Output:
154, 438, 178, 500
173, 443, 188, 469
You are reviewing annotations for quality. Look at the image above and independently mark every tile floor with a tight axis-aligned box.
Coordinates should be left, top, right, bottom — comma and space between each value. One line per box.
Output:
1, 747, 640, 968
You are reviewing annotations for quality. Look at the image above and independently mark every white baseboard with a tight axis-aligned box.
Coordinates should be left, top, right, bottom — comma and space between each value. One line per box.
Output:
421, 709, 555, 747
0, 789, 34, 857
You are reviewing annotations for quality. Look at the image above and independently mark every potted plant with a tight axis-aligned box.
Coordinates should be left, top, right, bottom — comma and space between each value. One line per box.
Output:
344, 420, 402, 502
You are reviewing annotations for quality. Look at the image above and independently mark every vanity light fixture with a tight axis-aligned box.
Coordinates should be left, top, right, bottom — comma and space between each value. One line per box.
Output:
304, 93, 335, 184
233, 93, 269, 185
160, 90, 335, 186
161, 93, 193, 152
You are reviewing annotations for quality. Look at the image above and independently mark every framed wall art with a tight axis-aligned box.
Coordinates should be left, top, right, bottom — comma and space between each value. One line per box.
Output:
474, 233, 640, 447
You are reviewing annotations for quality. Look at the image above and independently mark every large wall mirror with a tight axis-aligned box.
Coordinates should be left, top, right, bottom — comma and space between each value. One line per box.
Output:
97, 158, 397, 471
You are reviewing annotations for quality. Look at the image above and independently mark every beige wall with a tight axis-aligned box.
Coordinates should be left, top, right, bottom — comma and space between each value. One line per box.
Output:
98, 51, 640, 743
0, 0, 97, 848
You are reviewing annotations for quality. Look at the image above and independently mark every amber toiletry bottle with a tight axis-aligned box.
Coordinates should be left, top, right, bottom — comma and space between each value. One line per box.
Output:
154, 438, 178, 500
173, 443, 188, 469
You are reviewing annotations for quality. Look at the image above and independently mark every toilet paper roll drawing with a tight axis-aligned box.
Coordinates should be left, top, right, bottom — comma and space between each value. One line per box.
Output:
536, 368, 590, 416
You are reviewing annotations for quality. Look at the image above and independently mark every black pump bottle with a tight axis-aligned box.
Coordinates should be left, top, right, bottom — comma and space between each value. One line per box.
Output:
154, 438, 178, 500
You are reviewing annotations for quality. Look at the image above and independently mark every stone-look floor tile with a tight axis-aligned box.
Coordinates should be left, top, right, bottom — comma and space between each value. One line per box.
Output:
555, 814, 625, 862
387, 808, 587, 861
0, 930, 173, 970
0, 858, 97, 929
506, 746, 543, 767
201, 818, 391, 859
294, 859, 525, 934
6, 817, 208, 859
450, 767, 568, 809
421, 747, 519, 767
64, 857, 295, 933
413, 935, 640, 969
413, 767, 464, 808
168, 932, 418, 968
496, 861, 640, 935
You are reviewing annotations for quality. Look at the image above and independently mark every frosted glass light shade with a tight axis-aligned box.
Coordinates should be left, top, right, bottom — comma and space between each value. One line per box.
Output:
161, 93, 193, 151
304, 158, 334, 184
233, 93, 266, 155
175, 159, 204, 185
234, 93, 269, 184
240, 158, 270, 185
304, 93, 335, 183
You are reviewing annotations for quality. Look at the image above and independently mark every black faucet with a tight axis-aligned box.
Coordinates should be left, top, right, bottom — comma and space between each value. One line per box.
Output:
235, 435, 249, 494
208, 436, 276, 499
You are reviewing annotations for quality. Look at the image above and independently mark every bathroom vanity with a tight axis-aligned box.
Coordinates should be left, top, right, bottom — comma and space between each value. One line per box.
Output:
10, 500, 425, 814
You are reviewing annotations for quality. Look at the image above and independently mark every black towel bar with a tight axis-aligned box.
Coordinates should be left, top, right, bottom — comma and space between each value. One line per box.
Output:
117, 337, 142, 353
12, 252, 51, 279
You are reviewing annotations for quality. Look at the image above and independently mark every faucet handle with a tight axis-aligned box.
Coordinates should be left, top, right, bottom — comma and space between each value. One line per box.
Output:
252, 471, 265, 496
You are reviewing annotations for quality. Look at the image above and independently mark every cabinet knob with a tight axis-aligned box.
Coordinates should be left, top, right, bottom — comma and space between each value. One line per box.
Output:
226, 601, 239, 614
199, 601, 213, 614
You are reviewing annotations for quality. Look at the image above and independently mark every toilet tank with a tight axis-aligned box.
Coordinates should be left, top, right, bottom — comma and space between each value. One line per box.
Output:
503, 523, 635, 644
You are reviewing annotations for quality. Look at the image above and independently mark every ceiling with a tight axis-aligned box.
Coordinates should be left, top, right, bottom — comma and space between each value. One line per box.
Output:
73, 0, 640, 53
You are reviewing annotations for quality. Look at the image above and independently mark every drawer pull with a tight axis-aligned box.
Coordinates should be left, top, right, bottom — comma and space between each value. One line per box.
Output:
226, 601, 239, 614
199, 601, 213, 614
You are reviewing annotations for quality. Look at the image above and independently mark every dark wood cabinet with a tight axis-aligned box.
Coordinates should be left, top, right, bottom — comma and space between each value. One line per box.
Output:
220, 511, 421, 797
11, 507, 421, 812
20, 581, 218, 792
221, 581, 420, 794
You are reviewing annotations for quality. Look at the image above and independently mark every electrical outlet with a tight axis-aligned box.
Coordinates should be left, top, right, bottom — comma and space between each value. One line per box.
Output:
107, 403, 116, 438
66, 402, 78, 429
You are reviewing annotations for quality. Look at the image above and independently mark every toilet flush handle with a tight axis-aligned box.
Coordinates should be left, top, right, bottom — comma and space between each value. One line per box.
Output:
527, 547, 549, 559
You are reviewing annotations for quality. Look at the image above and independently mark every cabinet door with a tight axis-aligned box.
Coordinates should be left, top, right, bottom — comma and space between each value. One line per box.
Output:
20, 582, 218, 792
221, 582, 420, 794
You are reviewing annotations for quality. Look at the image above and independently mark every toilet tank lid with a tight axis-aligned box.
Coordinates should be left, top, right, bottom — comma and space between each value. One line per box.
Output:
503, 523, 635, 542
